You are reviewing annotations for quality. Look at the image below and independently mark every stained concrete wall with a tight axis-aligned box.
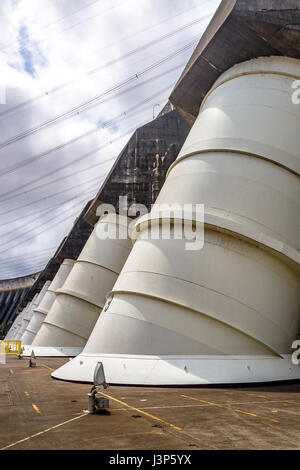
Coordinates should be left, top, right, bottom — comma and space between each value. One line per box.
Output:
0, 273, 39, 337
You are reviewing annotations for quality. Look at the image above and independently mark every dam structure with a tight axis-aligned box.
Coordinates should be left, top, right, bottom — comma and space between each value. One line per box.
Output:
15, 109, 189, 357
53, 2, 300, 385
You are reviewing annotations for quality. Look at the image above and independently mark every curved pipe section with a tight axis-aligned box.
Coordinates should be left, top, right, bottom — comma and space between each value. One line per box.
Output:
32, 214, 132, 356
13, 295, 38, 341
53, 56, 300, 384
22, 259, 75, 352
21, 280, 51, 345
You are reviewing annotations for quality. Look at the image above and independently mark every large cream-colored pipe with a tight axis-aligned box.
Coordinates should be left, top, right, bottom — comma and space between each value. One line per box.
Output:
32, 214, 132, 357
21, 280, 51, 345
19, 294, 40, 339
8, 310, 26, 339
53, 56, 300, 385
22, 259, 75, 354
12, 295, 38, 341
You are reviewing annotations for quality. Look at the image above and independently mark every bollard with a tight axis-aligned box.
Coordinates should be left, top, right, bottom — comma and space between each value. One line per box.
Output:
87, 362, 109, 414
29, 350, 36, 368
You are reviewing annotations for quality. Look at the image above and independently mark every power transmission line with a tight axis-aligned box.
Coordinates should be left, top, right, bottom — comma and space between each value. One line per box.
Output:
0, 264, 47, 278
0, 0, 216, 278
0, 191, 98, 251
0, 192, 99, 269
0, 249, 57, 267
0, 155, 115, 205
0, 113, 148, 265
59, 0, 212, 82
0, 171, 106, 217
0, 258, 53, 276
0, 12, 211, 120
0, 102, 173, 206
0, 249, 57, 269
0, 83, 172, 187
0, 39, 195, 150
0, 197, 98, 256
0, 112, 144, 178
0, 179, 101, 228
0, 0, 123, 55
0, 246, 57, 263
0, 185, 99, 241
0, 258, 48, 274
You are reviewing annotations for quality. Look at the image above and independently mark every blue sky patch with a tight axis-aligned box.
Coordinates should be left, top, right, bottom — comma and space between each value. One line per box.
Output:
97, 118, 119, 133
18, 24, 47, 77
11, 0, 22, 7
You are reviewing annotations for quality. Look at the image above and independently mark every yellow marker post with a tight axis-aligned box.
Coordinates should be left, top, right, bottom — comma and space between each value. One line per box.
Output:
0, 340, 21, 355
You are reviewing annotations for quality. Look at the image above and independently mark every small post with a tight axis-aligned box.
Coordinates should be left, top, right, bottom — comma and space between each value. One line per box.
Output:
87, 362, 109, 413
18, 346, 24, 359
29, 350, 36, 368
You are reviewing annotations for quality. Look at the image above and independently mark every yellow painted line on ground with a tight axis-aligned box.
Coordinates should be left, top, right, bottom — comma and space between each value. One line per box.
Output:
24, 391, 30, 398
0, 413, 87, 450
247, 393, 269, 399
41, 363, 54, 371
234, 408, 278, 421
181, 395, 280, 423
32, 404, 41, 414
100, 392, 182, 431
247, 392, 299, 406
9, 369, 14, 375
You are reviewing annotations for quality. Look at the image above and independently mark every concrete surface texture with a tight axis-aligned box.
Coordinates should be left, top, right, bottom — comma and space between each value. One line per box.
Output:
170, 0, 300, 125
84, 109, 190, 226
1, 356, 300, 450
53, 56, 300, 385
0, 273, 39, 338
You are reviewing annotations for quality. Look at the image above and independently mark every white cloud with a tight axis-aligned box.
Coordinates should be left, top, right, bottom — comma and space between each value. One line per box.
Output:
0, 0, 221, 278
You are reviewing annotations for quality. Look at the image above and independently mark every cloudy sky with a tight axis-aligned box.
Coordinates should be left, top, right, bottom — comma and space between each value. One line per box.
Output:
0, 0, 220, 279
